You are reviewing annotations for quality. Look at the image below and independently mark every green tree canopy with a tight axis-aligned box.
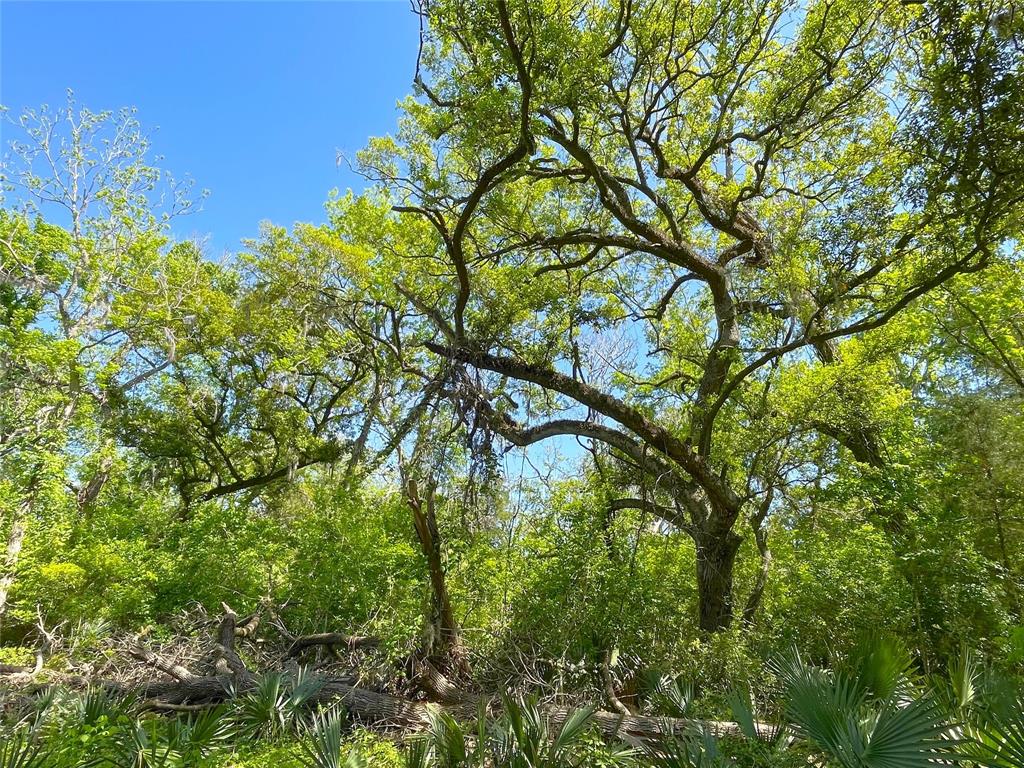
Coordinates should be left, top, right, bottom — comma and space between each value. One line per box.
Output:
321, 0, 1023, 630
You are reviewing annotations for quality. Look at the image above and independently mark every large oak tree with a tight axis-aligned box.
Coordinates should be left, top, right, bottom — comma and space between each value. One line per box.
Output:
336, 0, 1023, 631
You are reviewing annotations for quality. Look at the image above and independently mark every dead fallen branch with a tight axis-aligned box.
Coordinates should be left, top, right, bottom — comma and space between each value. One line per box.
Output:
286, 632, 381, 658
129, 644, 197, 682
7, 606, 775, 743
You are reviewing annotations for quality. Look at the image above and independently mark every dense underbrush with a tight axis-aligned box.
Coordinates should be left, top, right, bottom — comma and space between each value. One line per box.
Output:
1, 639, 1021, 768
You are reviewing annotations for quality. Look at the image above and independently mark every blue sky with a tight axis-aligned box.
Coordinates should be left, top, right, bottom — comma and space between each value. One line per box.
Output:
1, 1, 584, 476
1, 1, 420, 254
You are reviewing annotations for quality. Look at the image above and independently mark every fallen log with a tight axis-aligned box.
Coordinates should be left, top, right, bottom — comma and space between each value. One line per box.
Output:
307, 677, 775, 740
104, 607, 777, 742
104, 668, 774, 740
415, 658, 471, 705
129, 644, 196, 682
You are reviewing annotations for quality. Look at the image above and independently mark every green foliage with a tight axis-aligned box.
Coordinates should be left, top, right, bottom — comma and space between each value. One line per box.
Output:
502, 482, 698, 669
276, 484, 424, 649
0, 733, 61, 768
209, 743, 304, 768
489, 696, 609, 768
0, 645, 33, 666
299, 708, 369, 768
715, 735, 809, 768
341, 731, 403, 768
233, 670, 325, 741
970, 697, 1024, 768
641, 729, 732, 768
773, 642, 955, 768
645, 673, 695, 718
105, 714, 230, 768
405, 697, 633, 768
1, 4, 1024, 767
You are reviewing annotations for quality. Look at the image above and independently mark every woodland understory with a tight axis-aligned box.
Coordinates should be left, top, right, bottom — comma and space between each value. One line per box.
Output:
2, 0, 1024, 765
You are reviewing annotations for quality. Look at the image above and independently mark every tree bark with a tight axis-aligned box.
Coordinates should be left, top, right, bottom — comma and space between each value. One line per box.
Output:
0, 501, 30, 637
77, 452, 113, 515
741, 488, 775, 626
741, 523, 772, 627
695, 530, 742, 633
405, 479, 468, 675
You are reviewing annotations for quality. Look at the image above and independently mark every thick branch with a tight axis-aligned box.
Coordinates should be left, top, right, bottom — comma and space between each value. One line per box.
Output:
443, 0, 535, 339
428, 341, 737, 512
196, 441, 345, 502
129, 645, 197, 683
286, 633, 381, 659
704, 247, 989, 442
213, 604, 250, 681
608, 497, 689, 532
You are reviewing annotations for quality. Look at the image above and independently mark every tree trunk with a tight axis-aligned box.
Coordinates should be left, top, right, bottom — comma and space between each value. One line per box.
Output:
741, 488, 775, 627
695, 530, 742, 632
0, 496, 31, 638
77, 452, 113, 515
405, 480, 468, 675
741, 523, 772, 626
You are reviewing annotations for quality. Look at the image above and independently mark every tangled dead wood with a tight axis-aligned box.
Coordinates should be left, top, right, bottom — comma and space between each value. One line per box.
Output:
1, 604, 775, 741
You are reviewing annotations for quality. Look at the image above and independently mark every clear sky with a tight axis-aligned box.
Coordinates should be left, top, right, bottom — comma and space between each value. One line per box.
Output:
1, 0, 420, 254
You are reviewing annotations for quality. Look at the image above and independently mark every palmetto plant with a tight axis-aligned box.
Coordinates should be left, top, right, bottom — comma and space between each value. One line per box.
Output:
938, 647, 1024, 768
431, 707, 483, 768
165, 706, 235, 759
0, 686, 129, 768
639, 670, 695, 718
403, 702, 490, 768
74, 687, 132, 726
724, 686, 795, 764
640, 728, 733, 768
404, 736, 432, 768
102, 708, 231, 768
232, 668, 325, 739
970, 695, 1024, 768
299, 706, 368, 768
635, 685, 786, 768
488, 696, 630, 768
22, 685, 131, 736
772, 642, 958, 768
107, 721, 186, 768
405, 697, 632, 768
0, 730, 64, 768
